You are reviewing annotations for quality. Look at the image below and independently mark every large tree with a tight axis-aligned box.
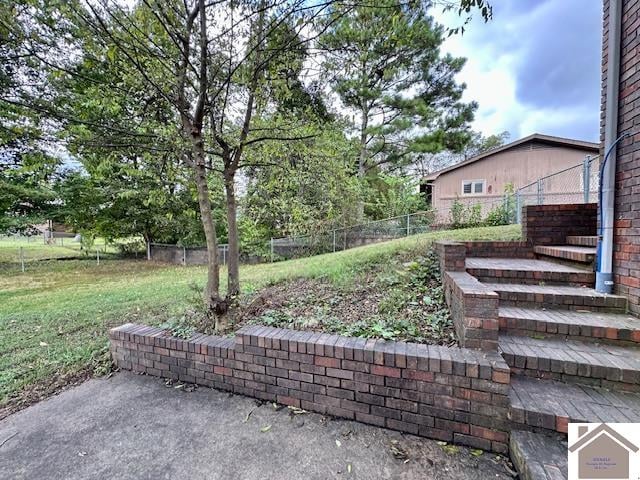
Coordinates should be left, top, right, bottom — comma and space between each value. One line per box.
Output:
1, 0, 493, 329
320, 1, 477, 216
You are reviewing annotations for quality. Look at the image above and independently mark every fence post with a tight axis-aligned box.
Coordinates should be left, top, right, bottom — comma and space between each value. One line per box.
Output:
270, 238, 274, 262
20, 247, 25, 273
583, 155, 591, 203
223, 245, 227, 265
146, 241, 151, 261
516, 191, 522, 224
96, 248, 100, 266
333, 230, 336, 252
182, 246, 186, 266
537, 178, 543, 205
406, 214, 410, 236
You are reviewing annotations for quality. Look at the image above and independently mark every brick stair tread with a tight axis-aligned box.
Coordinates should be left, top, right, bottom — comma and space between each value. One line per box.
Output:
566, 235, 598, 247
466, 257, 591, 274
510, 375, 640, 432
500, 334, 640, 385
534, 245, 596, 263
499, 307, 640, 342
483, 282, 625, 300
509, 430, 568, 480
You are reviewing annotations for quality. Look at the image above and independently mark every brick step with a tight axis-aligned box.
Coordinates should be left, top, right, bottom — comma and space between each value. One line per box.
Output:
509, 375, 640, 434
499, 307, 640, 345
466, 257, 594, 287
534, 245, 596, 264
482, 283, 627, 313
566, 235, 598, 247
500, 334, 640, 392
509, 430, 567, 480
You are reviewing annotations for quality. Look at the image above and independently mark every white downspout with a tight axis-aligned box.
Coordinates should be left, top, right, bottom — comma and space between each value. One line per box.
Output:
596, 0, 623, 294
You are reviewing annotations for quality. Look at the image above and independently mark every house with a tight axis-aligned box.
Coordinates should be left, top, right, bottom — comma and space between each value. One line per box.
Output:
421, 133, 599, 217
569, 423, 638, 479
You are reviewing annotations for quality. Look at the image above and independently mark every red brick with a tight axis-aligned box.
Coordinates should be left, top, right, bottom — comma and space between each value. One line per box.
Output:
277, 395, 301, 408
403, 369, 434, 382
371, 365, 401, 378
470, 425, 508, 443
315, 356, 340, 368
492, 370, 510, 384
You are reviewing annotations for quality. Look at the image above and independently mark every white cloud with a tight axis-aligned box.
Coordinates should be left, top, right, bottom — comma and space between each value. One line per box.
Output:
432, 0, 602, 142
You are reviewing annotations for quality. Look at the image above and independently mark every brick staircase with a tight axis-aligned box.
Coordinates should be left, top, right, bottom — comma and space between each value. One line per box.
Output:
464, 234, 640, 480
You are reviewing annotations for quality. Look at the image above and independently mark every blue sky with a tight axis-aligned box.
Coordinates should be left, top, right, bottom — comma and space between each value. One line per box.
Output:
433, 0, 603, 142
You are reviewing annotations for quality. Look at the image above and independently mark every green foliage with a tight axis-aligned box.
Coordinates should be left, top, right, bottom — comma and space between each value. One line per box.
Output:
450, 184, 517, 229
449, 198, 483, 229
250, 247, 453, 343
321, 0, 477, 177
364, 174, 423, 219
484, 184, 517, 226
244, 123, 361, 238
159, 316, 196, 340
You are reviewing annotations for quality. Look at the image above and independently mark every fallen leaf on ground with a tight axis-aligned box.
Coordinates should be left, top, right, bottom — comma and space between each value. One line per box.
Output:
260, 425, 272, 433
287, 406, 307, 415
389, 442, 408, 460
243, 407, 256, 423
471, 449, 483, 457
336, 439, 342, 447
440, 444, 459, 455
39, 342, 48, 347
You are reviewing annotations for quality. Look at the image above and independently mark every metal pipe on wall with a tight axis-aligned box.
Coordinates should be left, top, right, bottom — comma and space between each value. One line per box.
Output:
596, 0, 623, 294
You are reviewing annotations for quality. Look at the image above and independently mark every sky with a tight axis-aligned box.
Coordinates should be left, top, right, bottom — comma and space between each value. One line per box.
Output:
432, 0, 603, 143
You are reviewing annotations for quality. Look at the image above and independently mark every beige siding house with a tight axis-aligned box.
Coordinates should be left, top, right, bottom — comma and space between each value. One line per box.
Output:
421, 133, 599, 216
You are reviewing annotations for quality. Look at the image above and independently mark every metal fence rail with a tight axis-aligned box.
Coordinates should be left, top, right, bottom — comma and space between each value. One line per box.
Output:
431, 155, 601, 226
514, 155, 600, 223
269, 211, 437, 260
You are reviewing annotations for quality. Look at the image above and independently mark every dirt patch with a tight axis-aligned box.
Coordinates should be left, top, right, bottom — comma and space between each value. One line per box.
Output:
235, 250, 456, 345
0, 367, 98, 421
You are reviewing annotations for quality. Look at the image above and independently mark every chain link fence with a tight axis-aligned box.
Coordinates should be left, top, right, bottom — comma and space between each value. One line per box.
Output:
142, 155, 603, 266
514, 155, 600, 222
269, 211, 438, 260
0, 233, 121, 271
431, 155, 601, 226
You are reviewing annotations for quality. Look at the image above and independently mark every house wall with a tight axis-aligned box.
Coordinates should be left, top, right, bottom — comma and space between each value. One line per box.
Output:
601, 0, 640, 314
431, 146, 595, 214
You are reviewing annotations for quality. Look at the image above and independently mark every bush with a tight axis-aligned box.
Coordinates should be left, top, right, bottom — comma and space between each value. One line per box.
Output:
117, 239, 146, 256
449, 198, 482, 229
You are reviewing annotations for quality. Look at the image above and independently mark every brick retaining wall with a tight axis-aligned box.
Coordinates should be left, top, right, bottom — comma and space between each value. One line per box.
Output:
109, 323, 511, 453
443, 272, 499, 351
522, 204, 597, 246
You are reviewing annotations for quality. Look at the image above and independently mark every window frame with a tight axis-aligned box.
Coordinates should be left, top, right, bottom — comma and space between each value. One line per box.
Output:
461, 179, 486, 196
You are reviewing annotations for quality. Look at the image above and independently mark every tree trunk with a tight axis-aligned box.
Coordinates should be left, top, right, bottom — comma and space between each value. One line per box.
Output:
224, 167, 240, 299
191, 137, 224, 327
356, 108, 369, 220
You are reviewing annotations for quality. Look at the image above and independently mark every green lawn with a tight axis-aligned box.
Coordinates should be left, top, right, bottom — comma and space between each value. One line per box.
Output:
0, 224, 521, 410
0, 236, 115, 264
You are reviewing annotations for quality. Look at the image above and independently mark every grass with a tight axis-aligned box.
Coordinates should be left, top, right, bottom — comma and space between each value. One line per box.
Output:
0, 224, 521, 411
0, 236, 115, 263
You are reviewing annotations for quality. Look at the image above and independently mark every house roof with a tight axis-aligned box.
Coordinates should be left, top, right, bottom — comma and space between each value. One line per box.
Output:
569, 423, 639, 453
422, 133, 600, 182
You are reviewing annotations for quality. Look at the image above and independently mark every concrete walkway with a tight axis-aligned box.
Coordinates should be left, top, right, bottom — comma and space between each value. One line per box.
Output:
0, 372, 514, 480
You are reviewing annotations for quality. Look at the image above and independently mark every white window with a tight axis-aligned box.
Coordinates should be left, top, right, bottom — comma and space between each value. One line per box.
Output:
462, 180, 485, 195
